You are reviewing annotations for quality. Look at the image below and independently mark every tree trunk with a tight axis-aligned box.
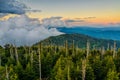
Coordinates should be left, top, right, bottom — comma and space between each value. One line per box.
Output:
0, 56, 1, 67
38, 43, 42, 80
113, 41, 116, 58
72, 40, 75, 55
6, 65, 9, 80
101, 46, 105, 59
82, 59, 86, 80
65, 40, 68, 57
15, 46, 19, 64
10, 45, 14, 59
86, 40, 90, 59
67, 58, 71, 80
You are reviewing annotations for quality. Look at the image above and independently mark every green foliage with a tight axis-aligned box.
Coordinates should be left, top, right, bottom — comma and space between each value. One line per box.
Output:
38, 34, 120, 49
0, 66, 5, 80
0, 39, 120, 80
106, 69, 119, 80
86, 63, 95, 80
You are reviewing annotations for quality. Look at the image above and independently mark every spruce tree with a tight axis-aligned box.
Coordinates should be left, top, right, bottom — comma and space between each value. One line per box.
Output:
106, 69, 119, 80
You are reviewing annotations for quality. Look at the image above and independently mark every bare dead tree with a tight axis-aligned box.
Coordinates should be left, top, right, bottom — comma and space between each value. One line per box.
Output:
9, 45, 14, 59
86, 40, 90, 59
0, 56, 1, 67
38, 43, 42, 80
15, 45, 19, 64
65, 40, 68, 57
72, 40, 75, 55
82, 59, 86, 80
67, 57, 71, 80
6, 65, 9, 80
113, 41, 116, 58
101, 46, 105, 59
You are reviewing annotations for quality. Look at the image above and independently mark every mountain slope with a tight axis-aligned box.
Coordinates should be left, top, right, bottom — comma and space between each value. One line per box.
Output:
37, 34, 120, 49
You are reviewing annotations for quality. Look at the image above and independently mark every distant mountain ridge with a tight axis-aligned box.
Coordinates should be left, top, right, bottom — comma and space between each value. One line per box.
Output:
57, 27, 120, 40
38, 33, 120, 49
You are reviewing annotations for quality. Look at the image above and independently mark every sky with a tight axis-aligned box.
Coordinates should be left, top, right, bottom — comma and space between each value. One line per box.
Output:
23, 0, 120, 26
0, 0, 120, 46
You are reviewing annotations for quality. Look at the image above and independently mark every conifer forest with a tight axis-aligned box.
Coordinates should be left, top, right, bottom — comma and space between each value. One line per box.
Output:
0, 40, 120, 80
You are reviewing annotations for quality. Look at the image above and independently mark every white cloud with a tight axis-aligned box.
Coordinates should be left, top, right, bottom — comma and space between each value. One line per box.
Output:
0, 0, 65, 46
41, 17, 66, 28
0, 15, 64, 46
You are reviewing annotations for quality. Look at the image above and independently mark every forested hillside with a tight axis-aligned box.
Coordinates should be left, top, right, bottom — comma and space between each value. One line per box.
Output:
0, 39, 120, 80
39, 34, 120, 49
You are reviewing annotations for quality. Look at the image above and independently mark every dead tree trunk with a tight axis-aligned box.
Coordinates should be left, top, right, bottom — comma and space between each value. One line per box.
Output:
101, 46, 105, 59
10, 45, 14, 59
72, 40, 75, 55
6, 65, 9, 80
15, 46, 19, 64
82, 59, 86, 80
65, 40, 68, 57
38, 43, 42, 80
86, 40, 90, 59
67, 57, 71, 80
113, 41, 116, 58
0, 56, 1, 67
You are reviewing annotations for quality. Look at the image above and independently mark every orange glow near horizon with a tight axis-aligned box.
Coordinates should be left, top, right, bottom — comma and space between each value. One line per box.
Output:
1, 13, 120, 26
27, 12, 120, 22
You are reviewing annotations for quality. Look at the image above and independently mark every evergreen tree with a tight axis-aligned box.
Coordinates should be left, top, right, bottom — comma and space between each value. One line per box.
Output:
106, 69, 119, 80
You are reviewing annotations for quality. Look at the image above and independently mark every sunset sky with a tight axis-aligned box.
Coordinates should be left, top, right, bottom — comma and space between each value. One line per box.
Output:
23, 0, 120, 26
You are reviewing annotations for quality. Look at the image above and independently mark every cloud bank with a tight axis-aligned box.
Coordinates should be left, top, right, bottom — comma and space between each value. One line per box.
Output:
0, 15, 64, 46
42, 17, 66, 28
0, 0, 65, 46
